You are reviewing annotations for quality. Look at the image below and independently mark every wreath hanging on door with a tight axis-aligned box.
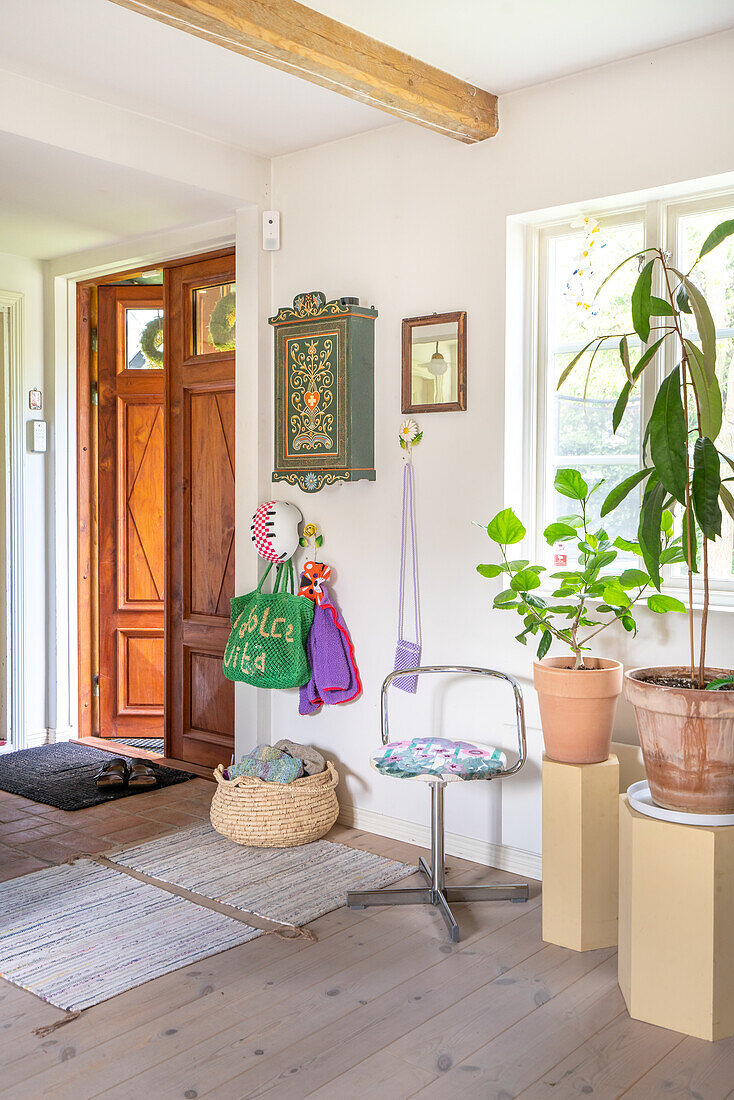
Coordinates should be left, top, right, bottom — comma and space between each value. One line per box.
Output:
209, 290, 236, 351
140, 315, 164, 368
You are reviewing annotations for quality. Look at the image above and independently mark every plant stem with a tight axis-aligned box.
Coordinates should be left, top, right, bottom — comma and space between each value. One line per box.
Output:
661, 252, 698, 685
699, 537, 709, 688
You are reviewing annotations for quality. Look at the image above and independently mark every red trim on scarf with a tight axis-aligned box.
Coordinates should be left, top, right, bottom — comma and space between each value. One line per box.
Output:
314, 596, 361, 705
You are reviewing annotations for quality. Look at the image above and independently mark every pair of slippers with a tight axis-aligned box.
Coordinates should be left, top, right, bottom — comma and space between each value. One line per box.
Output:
95, 757, 157, 792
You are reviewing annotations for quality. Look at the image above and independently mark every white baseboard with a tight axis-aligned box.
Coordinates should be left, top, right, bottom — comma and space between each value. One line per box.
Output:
338, 804, 542, 881
25, 727, 52, 747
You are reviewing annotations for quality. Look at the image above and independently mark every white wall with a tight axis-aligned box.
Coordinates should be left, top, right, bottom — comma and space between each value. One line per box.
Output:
266, 30, 734, 864
0, 252, 47, 744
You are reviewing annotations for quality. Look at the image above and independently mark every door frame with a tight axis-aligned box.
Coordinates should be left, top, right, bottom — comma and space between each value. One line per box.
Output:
75, 248, 236, 749
47, 214, 263, 758
0, 292, 26, 752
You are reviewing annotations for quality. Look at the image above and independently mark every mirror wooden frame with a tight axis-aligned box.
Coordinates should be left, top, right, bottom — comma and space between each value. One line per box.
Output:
401, 310, 467, 413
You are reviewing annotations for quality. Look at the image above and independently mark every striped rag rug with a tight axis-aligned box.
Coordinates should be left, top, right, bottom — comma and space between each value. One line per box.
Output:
0, 859, 259, 1013
107, 825, 416, 928
0, 834, 415, 1015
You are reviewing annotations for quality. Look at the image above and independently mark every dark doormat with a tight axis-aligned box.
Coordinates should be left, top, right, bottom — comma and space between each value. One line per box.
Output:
0, 742, 196, 811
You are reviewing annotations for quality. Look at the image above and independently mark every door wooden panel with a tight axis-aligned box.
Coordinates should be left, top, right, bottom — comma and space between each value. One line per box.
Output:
166, 254, 236, 767
98, 286, 165, 738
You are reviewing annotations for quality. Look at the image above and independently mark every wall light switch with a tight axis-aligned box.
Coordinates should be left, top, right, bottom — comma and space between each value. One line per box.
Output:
29, 420, 47, 453
262, 210, 280, 251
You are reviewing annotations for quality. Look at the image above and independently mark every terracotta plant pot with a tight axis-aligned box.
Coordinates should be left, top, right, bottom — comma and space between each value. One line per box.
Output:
533, 656, 623, 764
626, 667, 734, 814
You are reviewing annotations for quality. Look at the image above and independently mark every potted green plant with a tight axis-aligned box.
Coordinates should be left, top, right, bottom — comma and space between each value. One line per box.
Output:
478, 469, 685, 764
560, 221, 734, 812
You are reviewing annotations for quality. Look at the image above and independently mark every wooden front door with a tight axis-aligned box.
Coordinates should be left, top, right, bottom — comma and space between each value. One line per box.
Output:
98, 286, 165, 739
166, 253, 235, 767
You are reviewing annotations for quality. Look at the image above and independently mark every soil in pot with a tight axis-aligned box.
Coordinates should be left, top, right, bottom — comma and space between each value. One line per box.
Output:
533, 656, 623, 765
638, 669, 734, 689
626, 667, 734, 815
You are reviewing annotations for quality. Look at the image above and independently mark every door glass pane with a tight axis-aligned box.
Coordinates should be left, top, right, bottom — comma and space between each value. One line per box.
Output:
125, 308, 164, 369
193, 284, 236, 356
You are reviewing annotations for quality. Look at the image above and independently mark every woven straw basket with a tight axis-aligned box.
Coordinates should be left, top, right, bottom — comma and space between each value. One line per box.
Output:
210, 762, 339, 847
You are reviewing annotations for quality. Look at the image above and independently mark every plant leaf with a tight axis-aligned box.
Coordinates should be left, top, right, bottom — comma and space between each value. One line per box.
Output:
684, 339, 722, 442
554, 468, 589, 501
692, 436, 722, 539
676, 283, 692, 314
705, 676, 734, 691
674, 272, 716, 386
638, 475, 665, 589
543, 521, 578, 543
649, 295, 674, 316
603, 582, 632, 608
536, 630, 552, 660
477, 563, 505, 578
494, 588, 520, 606
487, 508, 526, 545
631, 259, 655, 342
648, 366, 688, 504
720, 483, 734, 524
699, 218, 734, 258
556, 337, 603, 390
601, 468, 652, 517
631, 335, 670, 381
619, 336, 631, 382
592, 248, 655, 304
510, 569, 542, 592
647, 594, 687, 614
618, 568, 650, 589
614, 535, 643, 555
612, 380, 632, 434
683, 503, 698, 574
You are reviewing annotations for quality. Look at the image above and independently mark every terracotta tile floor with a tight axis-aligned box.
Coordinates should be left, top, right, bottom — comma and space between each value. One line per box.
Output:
0, 752, 215, 882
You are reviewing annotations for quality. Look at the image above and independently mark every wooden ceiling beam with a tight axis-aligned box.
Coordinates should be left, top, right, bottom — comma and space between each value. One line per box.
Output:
108, 0, 498, 143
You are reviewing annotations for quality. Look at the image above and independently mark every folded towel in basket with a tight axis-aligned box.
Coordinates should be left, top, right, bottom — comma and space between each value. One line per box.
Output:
226, 745, 304, 783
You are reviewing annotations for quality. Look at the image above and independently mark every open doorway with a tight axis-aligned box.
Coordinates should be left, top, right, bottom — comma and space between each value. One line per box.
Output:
77, 250, 236, 769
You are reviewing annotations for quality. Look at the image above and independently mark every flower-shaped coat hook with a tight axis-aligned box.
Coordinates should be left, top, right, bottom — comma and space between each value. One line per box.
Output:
299, 520, 324, 552
399, 418, 422, 457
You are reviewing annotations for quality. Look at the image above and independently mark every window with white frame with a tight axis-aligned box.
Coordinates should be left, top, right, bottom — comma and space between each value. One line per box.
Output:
532, 192, 734, 598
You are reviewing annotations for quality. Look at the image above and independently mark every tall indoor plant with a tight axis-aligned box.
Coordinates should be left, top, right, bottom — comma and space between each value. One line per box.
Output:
561, 220, 734, 811
478, 470, 685, 763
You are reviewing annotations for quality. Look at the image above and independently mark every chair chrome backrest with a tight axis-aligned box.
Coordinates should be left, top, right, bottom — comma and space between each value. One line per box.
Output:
380, 666, 527, 778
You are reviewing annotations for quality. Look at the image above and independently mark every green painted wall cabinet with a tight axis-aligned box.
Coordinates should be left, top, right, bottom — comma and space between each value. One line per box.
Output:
269, 291, 377, 493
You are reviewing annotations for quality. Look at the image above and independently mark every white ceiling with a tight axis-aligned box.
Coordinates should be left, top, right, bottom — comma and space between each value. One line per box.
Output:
1, 0, 732, 159
1, 0, 732, 260
310, 0, 734, 94
0, 0, 391, 159
0, 131, 240, 259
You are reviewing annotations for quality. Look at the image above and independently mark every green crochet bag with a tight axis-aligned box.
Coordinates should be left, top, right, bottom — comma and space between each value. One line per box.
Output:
223, 561, 314, 689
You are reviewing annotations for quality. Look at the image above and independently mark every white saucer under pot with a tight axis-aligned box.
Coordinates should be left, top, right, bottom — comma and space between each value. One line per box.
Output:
627, 780, 734, 827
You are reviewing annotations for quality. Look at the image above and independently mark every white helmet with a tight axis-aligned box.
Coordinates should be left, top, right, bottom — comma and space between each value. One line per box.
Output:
250, 500, 303, 563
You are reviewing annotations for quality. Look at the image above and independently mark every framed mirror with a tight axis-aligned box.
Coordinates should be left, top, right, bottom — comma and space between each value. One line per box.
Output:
401, 311, 466, 413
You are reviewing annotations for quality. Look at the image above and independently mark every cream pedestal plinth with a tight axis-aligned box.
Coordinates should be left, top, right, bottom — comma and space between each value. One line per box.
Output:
618, 795, 734, 1041
541, 754, 619, 951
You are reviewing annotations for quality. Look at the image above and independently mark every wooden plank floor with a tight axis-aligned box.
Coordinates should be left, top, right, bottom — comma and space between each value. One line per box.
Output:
1, 757, 733, 1099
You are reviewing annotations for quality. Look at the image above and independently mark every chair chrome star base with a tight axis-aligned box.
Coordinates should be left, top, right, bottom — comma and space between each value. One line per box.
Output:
347, 780, 529, 942
347, 666, 530, 943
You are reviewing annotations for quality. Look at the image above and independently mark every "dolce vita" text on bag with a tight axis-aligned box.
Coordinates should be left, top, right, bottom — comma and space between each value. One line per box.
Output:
223, 561, 314, 689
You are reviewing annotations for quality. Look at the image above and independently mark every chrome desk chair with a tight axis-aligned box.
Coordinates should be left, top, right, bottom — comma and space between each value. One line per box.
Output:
347, 666, 529, 942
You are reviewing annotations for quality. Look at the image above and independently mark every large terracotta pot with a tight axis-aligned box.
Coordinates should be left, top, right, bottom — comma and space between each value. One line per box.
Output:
626, 667, 734, 814
533, 656, 623, 764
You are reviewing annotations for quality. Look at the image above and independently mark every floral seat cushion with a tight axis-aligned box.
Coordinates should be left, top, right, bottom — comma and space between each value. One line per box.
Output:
370, 737, 507, 783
